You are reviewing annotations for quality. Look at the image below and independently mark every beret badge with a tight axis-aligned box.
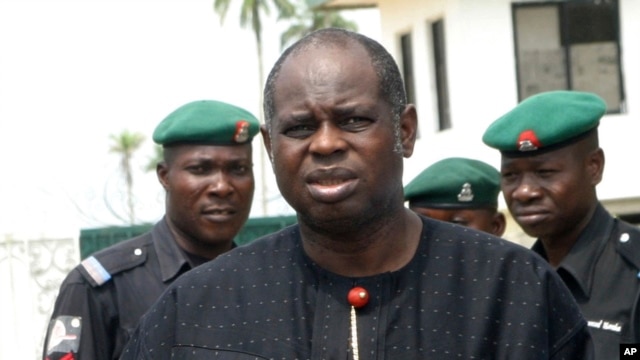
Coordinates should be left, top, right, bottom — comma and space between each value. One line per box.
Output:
517, 130, 541, 152
234, 120, 250, 143
457, 183, 474, 202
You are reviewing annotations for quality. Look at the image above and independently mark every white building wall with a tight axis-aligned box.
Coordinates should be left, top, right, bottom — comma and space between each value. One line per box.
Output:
373, 0, 639, 210
604, 0, 640, 201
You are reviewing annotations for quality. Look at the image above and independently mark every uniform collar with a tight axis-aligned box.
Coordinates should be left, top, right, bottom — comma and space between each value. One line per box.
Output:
153, 217, 191, 283
532, 203, 613, 300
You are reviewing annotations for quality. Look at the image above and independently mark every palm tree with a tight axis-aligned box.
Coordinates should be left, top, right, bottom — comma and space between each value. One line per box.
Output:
213, 0, 295, 91
279, 5, 358, 50
213, 0, 295, 215
109, 130, 145, 225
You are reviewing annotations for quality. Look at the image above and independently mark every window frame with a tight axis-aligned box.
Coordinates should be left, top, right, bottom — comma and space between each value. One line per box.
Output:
431, 18, 451, 131
511, 0, 625, 113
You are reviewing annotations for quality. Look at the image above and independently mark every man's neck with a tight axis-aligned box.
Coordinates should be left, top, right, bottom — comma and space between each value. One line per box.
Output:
300, 209, 423, 277
540, 241, 574, 268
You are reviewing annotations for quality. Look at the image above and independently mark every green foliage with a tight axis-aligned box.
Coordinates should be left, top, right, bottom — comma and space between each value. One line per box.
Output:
109, 130, 145, 157
213, 0, 295, 38
280, 6, 358, 50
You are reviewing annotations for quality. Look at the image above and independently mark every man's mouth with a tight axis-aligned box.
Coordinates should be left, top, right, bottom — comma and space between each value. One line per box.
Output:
513, 210, 549, 227
306, 168, 358, 203
202, 207, 237, 221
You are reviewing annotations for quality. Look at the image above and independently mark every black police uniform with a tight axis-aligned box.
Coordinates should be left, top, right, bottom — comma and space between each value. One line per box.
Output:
121, 216, 593, 359
532, 204, 640, 360
43, 218, 197, 360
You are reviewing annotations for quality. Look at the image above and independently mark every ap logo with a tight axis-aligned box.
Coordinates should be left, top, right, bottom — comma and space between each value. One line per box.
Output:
621, 344, 640, 358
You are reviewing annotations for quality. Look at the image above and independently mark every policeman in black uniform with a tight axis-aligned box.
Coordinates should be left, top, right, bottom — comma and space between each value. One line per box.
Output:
42, 99, 260, 360
483, 90, 640, 359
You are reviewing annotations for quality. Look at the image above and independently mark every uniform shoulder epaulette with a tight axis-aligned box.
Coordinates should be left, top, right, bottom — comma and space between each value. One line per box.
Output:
80, 256, 112, 286
78, 234, 151, 287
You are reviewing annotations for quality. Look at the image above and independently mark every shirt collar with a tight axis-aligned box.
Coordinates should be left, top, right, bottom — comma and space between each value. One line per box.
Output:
152, 217, 191, 283
532, 203, 613, 300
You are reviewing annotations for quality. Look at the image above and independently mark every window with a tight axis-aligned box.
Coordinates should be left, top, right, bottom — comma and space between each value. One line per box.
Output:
400, 32, 416, 106
431, 19, 451, 130
512, 0, 624, 112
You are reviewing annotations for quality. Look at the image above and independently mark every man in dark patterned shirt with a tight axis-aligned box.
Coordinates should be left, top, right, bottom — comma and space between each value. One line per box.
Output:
121, 29, 593, 359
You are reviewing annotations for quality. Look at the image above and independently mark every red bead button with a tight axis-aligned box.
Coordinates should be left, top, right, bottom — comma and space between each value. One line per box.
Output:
348, 286, 369, 308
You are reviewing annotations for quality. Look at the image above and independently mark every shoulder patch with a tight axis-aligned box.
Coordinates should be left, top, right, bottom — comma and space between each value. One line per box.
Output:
44, 316, 82, 357
80, 256, 111, 286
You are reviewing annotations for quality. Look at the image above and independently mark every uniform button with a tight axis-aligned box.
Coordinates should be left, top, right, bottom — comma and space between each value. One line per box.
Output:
134, 248, 143, 256
620, 233, 630, 243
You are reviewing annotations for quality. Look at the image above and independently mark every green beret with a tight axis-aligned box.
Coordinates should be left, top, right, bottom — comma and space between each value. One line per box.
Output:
482, 91, 606, 154
153, 100, 260, 146
404, 157, 501, 209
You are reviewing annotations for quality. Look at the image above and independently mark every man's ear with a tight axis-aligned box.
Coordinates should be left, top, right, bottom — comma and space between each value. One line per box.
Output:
260, 125, 273, 164
587, 147, 605, 186
492, 211, 507, 237
156, 161, 169, 191
400, 104, 418, 158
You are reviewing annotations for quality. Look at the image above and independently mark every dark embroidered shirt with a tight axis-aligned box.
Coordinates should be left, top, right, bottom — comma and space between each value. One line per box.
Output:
122, 216, 592, 359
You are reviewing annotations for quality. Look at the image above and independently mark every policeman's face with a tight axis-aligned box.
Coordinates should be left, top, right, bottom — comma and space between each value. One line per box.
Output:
158, 144, 254, 254
262, 42, 416, 232
410, 207, 506, 237
500, 137, 603, 242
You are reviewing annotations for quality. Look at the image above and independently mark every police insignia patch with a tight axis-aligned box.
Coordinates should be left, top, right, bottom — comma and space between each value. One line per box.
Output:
44, 316, 82, 358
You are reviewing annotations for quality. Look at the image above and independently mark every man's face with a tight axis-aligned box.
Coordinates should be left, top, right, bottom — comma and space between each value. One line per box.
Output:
410, 207, 505, 236
158, 144, 254, 249
500, 141, 602, 241
263, 43, 416, 230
